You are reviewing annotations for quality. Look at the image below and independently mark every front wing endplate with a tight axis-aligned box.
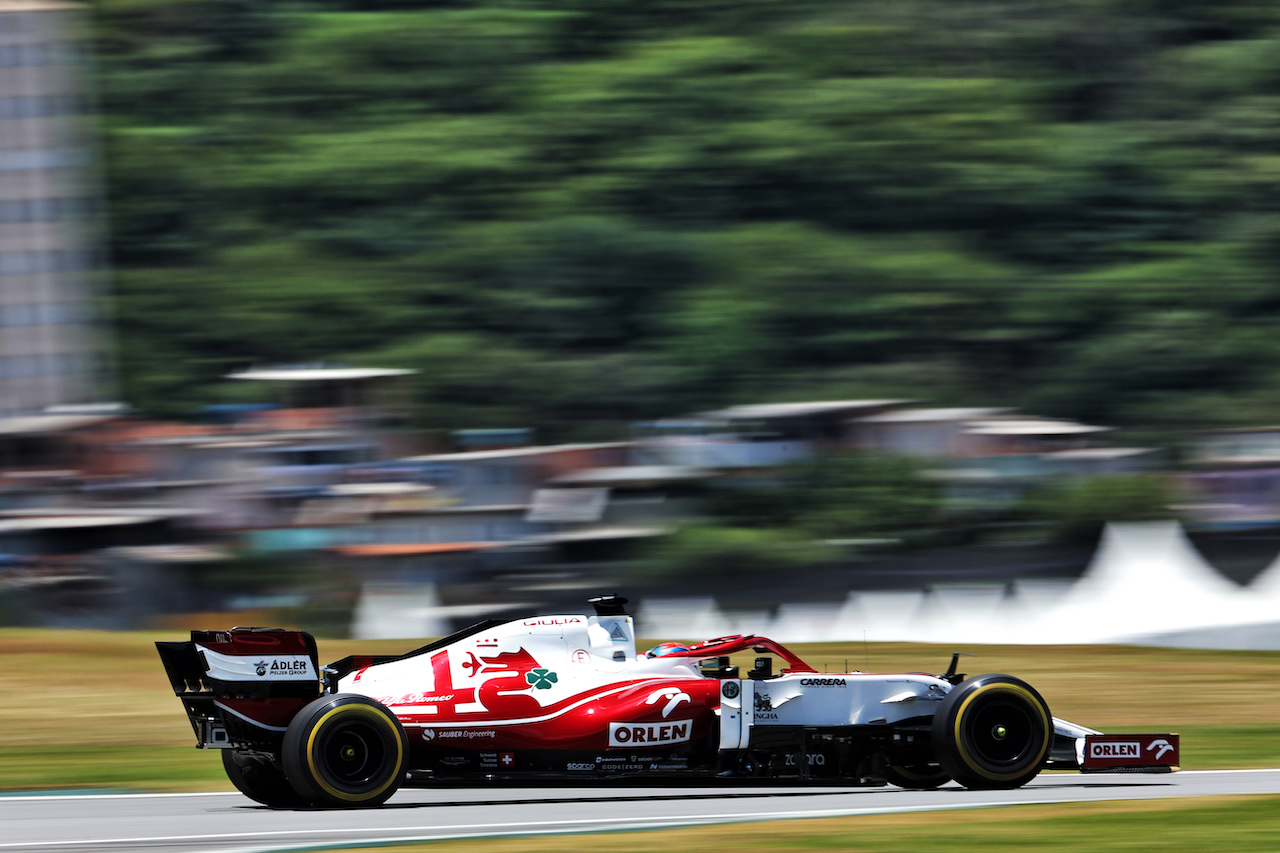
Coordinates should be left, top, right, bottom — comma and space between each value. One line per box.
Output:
1081, 733, 1179, 772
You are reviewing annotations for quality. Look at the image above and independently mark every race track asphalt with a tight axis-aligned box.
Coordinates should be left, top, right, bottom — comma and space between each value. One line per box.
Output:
3, 770, 1280, 853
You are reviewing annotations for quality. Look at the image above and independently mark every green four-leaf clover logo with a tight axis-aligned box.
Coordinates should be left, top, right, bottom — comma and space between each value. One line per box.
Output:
526, 668, 558, 689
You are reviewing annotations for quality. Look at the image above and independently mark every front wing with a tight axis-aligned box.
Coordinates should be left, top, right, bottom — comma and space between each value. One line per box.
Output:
1051, 717, 1180, 772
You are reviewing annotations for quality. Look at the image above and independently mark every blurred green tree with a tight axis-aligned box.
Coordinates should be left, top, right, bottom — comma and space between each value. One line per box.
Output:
1018, 474, 1174, 544
86, 0, 1280, 436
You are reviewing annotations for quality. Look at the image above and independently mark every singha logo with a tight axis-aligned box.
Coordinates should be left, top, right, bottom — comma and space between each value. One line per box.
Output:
754, 692, 774, 712
254, 660, 268, 677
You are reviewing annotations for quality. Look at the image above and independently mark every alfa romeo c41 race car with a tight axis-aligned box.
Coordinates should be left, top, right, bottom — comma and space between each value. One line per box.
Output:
156, 595, 1179, 807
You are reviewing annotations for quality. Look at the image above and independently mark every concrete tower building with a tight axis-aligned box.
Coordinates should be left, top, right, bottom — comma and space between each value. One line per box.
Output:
0, 1, 112, 419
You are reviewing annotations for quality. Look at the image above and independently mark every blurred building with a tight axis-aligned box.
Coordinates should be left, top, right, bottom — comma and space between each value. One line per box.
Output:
854, 407, 1153, 511
0, 1, 113, 418
633, 400, 907, 469
1183, 427, 1280, 528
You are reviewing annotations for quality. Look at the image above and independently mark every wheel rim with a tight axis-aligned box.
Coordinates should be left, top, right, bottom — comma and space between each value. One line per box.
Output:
964, 697, 1036, 766
318, 719, 387, 788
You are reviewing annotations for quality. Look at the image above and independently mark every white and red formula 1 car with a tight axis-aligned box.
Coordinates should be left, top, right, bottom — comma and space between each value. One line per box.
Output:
157, 595, 1179, 807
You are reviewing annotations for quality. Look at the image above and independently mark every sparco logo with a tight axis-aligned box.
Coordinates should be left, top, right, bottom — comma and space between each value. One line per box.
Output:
1090, 741, 1140, 758
799, 678, 847, 687
608, 721, 691, 746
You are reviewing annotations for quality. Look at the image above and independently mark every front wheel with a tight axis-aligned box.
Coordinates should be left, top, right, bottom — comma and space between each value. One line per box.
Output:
222, 750, 311, 808
931, 674, 1052, 790
282, 694, 408, 808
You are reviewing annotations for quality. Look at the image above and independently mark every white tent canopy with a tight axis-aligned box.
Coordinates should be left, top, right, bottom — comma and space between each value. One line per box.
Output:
639, 523, 1280, 650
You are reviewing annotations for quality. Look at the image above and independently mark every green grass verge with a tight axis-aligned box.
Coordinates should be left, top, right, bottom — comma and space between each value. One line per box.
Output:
0, 746, 231, 793
1166, 724, 1280, 769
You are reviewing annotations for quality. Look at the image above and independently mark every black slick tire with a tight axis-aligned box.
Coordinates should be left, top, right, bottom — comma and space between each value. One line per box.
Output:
931, 673, 1052, 790
282, 694, 408, 808
222, 750, 311, 808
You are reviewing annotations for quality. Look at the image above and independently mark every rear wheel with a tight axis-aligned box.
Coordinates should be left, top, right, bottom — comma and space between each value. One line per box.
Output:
282, 694, 408, 808
222, 750, 310, 808
931, 674, 1052, 790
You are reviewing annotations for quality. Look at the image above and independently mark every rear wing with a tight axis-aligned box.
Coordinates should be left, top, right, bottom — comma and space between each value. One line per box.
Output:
155, 627, 323, 749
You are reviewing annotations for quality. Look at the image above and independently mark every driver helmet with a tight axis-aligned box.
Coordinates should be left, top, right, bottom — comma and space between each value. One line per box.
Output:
645, 642, 689, 659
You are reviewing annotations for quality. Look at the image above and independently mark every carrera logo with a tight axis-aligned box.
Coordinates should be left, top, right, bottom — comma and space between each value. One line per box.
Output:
1090, 741, 1140, 758
608, 720, 692, 746
799, 678, 847, 687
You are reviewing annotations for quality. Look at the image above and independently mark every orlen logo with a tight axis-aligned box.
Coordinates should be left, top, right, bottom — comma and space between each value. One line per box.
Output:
608, 720, 691, 747
1090, 741, 1140, 759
